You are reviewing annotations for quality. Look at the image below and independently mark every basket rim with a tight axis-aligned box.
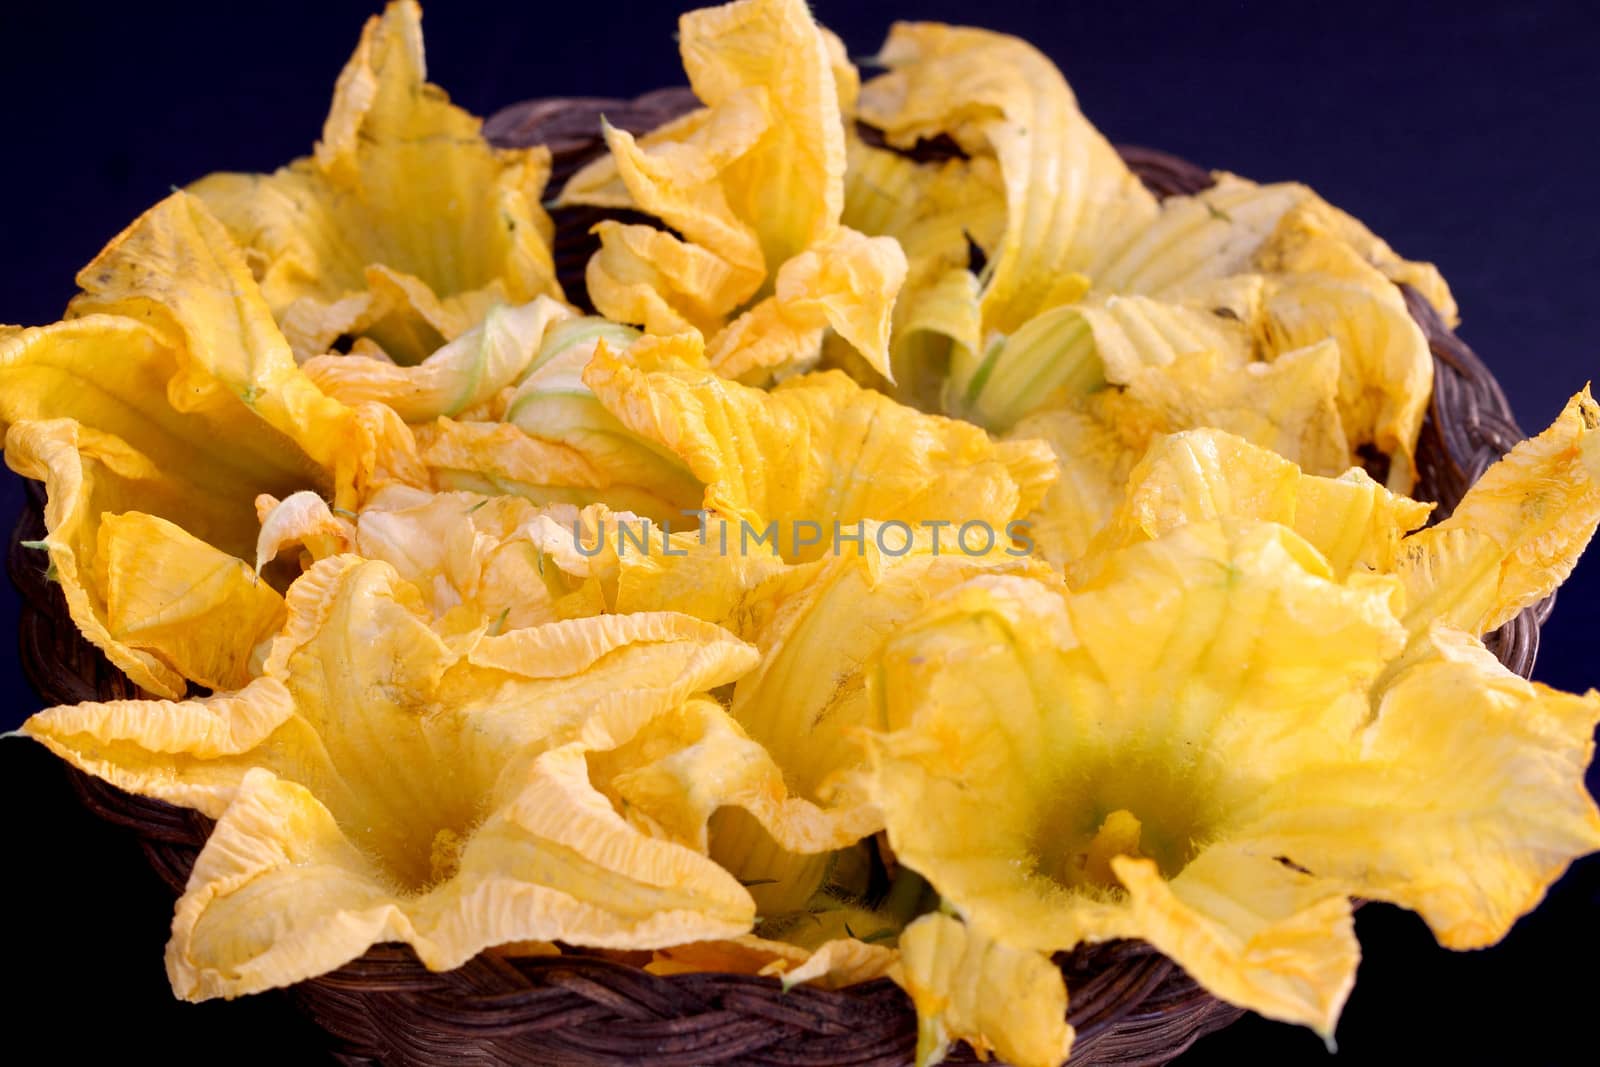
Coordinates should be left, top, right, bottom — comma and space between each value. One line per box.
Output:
3, 87, 1552, 1067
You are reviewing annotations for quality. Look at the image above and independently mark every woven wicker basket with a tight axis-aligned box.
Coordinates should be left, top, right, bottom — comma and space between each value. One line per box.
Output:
5, 89, 1553, 1066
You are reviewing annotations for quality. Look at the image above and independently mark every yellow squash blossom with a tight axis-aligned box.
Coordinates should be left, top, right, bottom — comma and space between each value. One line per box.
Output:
189, 1, 562, 365
844, 15, 1445, 486
23, 555, 761, 999
1076, 390, 1600, 643
525, 499, 1051, 915
1086, 426, 1432, 582
982, 190, 1437, 490
864, 521, 1600, 1049
1092, 175, 1455, 324
5, 421, 284, 697
558, 0, 906, 382
1, 192, 377, 696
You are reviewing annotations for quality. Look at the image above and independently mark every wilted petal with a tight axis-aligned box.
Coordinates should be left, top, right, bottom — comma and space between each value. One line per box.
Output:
859, 22, 1157, 337
5, 419, 283, 697
1092, 428, 1431, 579
646, 933, 896, 991
68, 192, 371, 501
584, 333, 1055, 561
894, 914, 1073, 1067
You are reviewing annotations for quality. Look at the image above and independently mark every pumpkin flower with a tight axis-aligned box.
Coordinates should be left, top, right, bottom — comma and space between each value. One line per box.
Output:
255, 486, 581, 636
189, 1, 563, 365
23, 555, 762, 999
1, 191, 378, 696
523, 495, 1053, 915
864, 521, 1600, 1051
848, 17, 1445, 487
558, 0, 906, 382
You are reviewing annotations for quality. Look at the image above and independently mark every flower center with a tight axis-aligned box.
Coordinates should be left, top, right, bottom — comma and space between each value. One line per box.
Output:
1030, 761, 1213, 894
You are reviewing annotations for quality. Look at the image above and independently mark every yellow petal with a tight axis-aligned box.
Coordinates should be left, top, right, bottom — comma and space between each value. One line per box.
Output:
677, 0, 847, 268
96, 511, 285, 692
1239, 626, 1600, 950
1092, 428, 1431, 578
568, 0, 900, 379
1092, 340, 1351, 476
254, 490, 355, 572
165, 752, 754, 1001
0, 313, 335, 541
1312, 197, 1457, 325
5, 419, 278, 697
1091, 174, 1447, 317
1089, 175, 1308, 296
1256, 202, 1433, 490
894, 914, 1073, 1067
417, 418, 695, 524
839, 139, 1006, 394
584, 333, 1056, 561
591, 696, 876, 855
1005, 408, 1133, 567
1113, 848, 1357, 1036
257, 487, 572, 631
951, 293, 1252, 431
707, 228, 907, 383
1397, 388, 1600, 635
646, 933, 896, 991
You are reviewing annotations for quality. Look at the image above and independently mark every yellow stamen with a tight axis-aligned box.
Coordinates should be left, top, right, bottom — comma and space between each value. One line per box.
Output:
1083, 809, 1143, 889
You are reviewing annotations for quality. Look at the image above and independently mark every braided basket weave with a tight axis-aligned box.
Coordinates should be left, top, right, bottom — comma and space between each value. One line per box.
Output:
6, 89, 1553, 1066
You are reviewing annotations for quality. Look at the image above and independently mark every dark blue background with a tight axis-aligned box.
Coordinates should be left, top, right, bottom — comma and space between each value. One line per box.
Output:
1, 1, 1595, 1062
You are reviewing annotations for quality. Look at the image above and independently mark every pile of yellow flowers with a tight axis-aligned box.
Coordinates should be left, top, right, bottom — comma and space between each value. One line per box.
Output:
5, 2, 1599, 1065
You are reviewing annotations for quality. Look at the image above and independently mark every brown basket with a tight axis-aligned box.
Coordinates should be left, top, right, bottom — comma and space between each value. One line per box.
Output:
5, 90, 1553, 1066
